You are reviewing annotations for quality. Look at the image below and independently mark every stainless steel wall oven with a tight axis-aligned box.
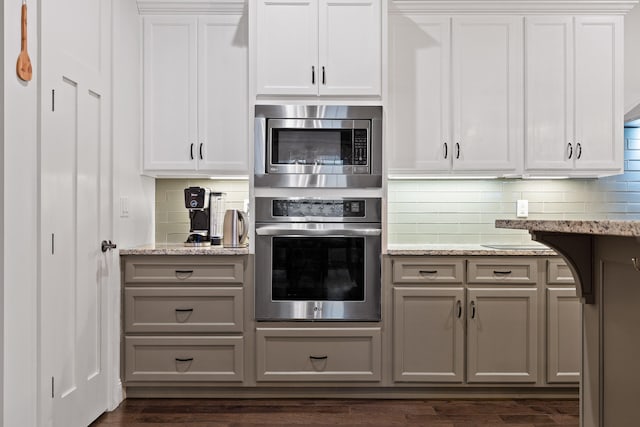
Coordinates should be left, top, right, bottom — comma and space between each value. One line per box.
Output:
254, 105, 382, 188
254, 197, 381, 321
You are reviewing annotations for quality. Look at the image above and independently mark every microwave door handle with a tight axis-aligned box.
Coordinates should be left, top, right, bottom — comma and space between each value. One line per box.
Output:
255, 227, 381, 237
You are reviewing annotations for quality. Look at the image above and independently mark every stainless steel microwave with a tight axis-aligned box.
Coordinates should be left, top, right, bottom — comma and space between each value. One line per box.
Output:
254, 105, 382, 188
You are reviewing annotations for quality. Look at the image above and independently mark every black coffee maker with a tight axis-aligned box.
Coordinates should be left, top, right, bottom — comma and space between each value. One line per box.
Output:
184, 187, 222, 246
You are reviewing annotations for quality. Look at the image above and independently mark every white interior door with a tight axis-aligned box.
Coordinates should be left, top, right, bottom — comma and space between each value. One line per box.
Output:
40, 1, 113, 426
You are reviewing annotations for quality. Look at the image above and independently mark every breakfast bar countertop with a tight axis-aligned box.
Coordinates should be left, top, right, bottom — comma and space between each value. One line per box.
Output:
495, 219, 640, 236
119, 243, 249, 256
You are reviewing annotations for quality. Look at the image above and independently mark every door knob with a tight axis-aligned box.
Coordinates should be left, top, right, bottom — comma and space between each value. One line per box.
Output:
101, 240, 117, 252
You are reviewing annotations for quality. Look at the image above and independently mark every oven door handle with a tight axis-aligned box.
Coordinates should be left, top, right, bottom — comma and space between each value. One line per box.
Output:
255, 226, 381, 237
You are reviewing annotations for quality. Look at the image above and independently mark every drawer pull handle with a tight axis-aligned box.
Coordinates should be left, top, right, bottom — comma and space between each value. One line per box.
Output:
493, 270, 512, 275
419, 270, 438, 275
175, 357, 194, 363
175, 308, 194, 312
175, 270, 194, 279
309, 355, 328, 360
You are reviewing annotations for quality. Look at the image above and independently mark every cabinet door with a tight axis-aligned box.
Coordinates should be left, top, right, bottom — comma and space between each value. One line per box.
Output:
547, 287, 581, 383
574, 16, 623, 172
524, 16, 574, 171
319, 0, 381, 95
143, 16, 198, 171
467, 287, 538, 383
256, 0, 318, 95
451, 16, 522, 173
393, 287, 465, 382
198, 15, 249, 174
388, 15, 451, 174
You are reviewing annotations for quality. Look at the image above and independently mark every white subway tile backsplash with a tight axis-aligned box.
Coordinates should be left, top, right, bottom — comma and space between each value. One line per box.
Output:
155, 179, 249, 244
388, 136, 640, 244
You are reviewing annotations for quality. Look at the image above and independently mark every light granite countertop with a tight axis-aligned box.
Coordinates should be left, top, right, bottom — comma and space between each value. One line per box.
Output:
387, 243, 557, 256
495, 219, 640, 237
119, 243, 249, 256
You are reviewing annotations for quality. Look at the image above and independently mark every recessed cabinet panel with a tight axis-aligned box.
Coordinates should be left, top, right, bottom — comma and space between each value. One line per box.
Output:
547, 259, 576, 284
125, 336, 244, 382
256, 0, 317, 95
574, 16, 623, 172
124, 256, 245, 284
525, 16, 574, 171
143, 17, 198, 171
256, 328, 381, 382
547, 287, 581, 383
393, 287, 465, 382
467, 259, 538, 284
392, 258, 464, 284
388, 15, 451, 173
467, 288, 538, 383
451, 16, 522, 173
124, 287, 243, 333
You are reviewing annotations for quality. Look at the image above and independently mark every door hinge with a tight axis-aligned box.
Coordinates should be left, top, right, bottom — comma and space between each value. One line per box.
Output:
51, 89, 55, 112
51, 376, 54, 398
51, 233, 55, 255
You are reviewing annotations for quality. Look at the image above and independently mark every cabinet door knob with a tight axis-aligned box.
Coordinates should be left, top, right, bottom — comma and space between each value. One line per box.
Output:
190, 143, 194, 160
322, 66, 326, 85
456, 142, 461, 159
456, 300, 462, 318
443, 142, 448, 159
576, 143, 582, 160
199, 143, 203, 160
312, 66, 315, 85
567, 143, 573, 159
470, 300, 476, 319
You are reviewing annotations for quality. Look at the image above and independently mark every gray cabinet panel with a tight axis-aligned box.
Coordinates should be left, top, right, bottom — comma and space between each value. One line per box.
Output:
546, 287, 580, 383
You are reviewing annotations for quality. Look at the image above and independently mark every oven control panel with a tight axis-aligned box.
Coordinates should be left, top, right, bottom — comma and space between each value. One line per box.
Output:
272, 199, 366, 218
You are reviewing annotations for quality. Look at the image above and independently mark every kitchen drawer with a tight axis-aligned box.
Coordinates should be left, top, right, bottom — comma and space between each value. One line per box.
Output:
124, 336, 244, 382
547, 259, 576, 284
256, 328, 381, 382
467, 259, 538, 284
124, 256, 244, 285
124, 287, 243, 333
392, 258, 464, 284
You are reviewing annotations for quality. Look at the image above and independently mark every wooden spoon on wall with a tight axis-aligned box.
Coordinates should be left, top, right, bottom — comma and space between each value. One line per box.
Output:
16, 0, 32, 82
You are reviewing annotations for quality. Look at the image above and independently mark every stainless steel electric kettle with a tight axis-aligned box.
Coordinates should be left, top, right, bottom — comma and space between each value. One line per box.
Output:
222, 209, 249, 248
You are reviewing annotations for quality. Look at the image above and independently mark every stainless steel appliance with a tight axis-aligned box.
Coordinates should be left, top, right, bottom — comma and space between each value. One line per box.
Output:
254, 105, 382, 188
254, 197, 381, 321
223, 209, 249, 248
183, 187, 225, 246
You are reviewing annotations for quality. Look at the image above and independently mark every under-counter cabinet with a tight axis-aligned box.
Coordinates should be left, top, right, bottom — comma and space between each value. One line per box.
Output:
255, 0, 381, 96
142, 13, 248, 175
388, 14, 522, 176
390, 256, 578, 386
122, 255, 248, 385
524, 16, 623, 176
546, 259, 581, 383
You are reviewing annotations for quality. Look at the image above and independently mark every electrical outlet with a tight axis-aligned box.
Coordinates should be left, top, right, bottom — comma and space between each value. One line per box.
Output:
516, 199, 528, 218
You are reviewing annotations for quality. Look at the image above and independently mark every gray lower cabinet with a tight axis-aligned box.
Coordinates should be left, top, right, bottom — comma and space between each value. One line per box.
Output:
546, 259, 581, 384
256, 328, 382, 382
122, 255, 247, 385
391, 256, 578, 386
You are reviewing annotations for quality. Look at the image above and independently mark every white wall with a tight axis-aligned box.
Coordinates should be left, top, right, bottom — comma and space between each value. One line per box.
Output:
2, 1, 39, 426
0, 3, 4, 424
626, 3, 640, 113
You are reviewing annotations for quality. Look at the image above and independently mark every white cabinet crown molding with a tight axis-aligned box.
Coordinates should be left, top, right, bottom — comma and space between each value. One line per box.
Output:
137, 0, 246, 14
389, 1, 637, 15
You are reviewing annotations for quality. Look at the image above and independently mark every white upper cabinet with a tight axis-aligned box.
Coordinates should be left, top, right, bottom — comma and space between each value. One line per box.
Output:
388, 14, 522, 176
525, 16, 623, 177
255, 0, 381, 96
142, 13, 248, 176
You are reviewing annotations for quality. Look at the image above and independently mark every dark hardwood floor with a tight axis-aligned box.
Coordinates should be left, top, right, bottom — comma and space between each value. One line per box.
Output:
90, 398, 579, 426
